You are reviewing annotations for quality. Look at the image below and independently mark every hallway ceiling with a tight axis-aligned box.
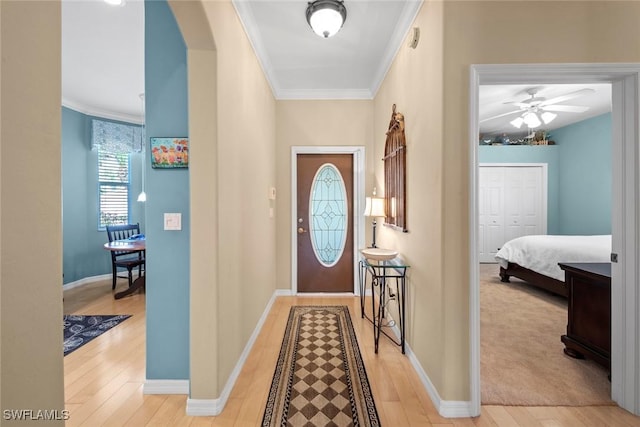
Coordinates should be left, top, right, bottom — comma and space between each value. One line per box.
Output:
62, 0, 612, 133
232, 0, 423, 99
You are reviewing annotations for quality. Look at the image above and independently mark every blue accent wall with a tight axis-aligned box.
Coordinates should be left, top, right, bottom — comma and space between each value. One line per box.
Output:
144, 0, 190, 380
479, 145, 561, 234
62, 107, 144, 284
478, 113, 611, 235
555, 113, 611, 235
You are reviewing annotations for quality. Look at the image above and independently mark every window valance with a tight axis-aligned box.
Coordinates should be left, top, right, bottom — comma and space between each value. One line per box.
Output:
91, 119, 143, 154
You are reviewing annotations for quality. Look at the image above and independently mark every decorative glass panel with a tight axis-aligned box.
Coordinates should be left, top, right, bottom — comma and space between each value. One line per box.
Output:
309, 163, 348, 267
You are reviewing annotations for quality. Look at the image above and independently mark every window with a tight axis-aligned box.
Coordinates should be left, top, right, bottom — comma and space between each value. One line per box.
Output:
98, 149, 130, 228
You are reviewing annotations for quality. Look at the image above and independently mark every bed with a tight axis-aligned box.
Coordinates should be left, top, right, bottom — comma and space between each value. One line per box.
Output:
494, 235, 612, 297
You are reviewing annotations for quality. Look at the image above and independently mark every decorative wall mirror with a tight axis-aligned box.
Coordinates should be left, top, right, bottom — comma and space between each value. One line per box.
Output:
383, 104, 407, 232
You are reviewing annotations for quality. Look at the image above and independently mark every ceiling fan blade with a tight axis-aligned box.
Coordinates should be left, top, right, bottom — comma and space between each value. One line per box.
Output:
479, 109, 521, 123
541, 105, 589, 113
504, 102, 530, 108
539, 88, 595, 106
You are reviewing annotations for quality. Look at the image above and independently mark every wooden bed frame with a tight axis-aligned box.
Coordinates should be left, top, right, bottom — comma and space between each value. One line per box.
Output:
499, 262, 568, 297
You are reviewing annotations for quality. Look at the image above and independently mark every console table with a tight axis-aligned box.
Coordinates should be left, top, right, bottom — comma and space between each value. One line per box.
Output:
559, 262, 611, 371
358, 256, 409, 354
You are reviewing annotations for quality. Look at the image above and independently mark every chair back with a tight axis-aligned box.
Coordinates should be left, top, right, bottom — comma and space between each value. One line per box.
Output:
106, 223, 142, 257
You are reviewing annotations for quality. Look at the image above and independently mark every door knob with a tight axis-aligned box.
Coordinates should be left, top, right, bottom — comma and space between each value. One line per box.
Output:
298, 227, 307, 234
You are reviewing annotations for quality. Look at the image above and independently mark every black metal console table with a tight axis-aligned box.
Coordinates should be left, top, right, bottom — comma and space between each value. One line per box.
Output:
358, 256, 409, 354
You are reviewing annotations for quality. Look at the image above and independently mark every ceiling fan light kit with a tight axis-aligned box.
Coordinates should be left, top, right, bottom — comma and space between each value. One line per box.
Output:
306, 0, 347, 38
484, 87, 595, 131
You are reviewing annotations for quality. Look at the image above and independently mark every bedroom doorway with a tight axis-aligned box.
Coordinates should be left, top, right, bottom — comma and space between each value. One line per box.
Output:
469, 64, 640, 416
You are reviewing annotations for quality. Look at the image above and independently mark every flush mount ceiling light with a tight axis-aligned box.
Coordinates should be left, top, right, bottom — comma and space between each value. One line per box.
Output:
104, 0, 125, 6
306, 0, 347, 38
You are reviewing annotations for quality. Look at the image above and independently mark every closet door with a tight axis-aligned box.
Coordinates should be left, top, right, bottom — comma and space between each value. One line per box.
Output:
478, 167, 505, 263
479, 165, 546, 263
504, 166, 543, 242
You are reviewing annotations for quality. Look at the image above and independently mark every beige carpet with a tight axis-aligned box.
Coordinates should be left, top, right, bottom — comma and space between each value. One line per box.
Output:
480, 264, 614, 406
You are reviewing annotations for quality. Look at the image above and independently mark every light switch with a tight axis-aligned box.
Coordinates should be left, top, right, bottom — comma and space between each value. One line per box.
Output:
164, 213, 182, 231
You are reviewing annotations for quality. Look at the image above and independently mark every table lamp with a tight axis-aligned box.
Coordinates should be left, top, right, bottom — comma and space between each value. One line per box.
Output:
364, 189, 385, 248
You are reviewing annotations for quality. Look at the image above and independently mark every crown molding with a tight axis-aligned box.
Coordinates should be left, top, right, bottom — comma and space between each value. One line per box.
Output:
62, 97, 142, 125
275, 88, 373, 100
369, 0, 423, 98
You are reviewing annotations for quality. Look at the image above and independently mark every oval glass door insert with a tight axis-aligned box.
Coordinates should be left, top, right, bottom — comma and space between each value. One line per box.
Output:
309, 163, 348, 267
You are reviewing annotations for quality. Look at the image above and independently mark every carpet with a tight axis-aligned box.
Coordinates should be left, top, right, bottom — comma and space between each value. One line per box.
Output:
262, 305, 380, 427
480, 264, 613, 406
63, 314, 131, 356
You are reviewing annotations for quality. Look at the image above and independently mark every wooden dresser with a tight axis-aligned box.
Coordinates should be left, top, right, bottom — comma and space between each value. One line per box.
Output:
559, 262, 611, 371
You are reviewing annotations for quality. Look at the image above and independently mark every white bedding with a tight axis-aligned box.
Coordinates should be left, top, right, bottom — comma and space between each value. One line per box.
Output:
494, 235, 612, 282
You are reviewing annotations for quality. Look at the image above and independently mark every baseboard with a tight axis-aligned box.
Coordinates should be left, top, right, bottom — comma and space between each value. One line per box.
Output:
377, 308, 473, 418
62, 273, 112, 291
292, 292, 357, 297
404, 343, 473, 418
185, 398, 221, 417
275, 289, 293, 296
186, 290, 281, 416
143, 379, 190, 395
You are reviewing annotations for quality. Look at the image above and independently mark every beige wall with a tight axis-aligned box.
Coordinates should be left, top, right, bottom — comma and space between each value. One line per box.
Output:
373, 0, 447, 396
172, 0, 276, 400
198, 0, 277, 398
0, 1, 64, 423
441, 0, 640, 400
371, 0, 640, 402
275, 100, 374, 290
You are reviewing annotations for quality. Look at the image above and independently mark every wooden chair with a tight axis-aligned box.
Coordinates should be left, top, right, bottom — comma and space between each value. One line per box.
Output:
106, 223, 145, 291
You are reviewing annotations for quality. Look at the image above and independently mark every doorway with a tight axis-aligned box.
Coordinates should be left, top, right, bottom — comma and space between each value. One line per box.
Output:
469, 64, 640, 416
296, 154, 354, 292
290, 146, 365, 294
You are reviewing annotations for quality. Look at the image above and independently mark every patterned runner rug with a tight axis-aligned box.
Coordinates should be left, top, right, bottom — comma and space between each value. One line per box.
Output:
63, 314, 131, 356
262, 305, 380, 427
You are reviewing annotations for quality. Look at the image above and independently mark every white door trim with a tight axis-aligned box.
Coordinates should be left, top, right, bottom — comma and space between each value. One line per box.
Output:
469, 63, 640, 417
290, 146, 365, 295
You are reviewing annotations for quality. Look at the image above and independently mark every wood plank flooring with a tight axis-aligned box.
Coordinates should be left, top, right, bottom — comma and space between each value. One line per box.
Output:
63, 280, 640, 426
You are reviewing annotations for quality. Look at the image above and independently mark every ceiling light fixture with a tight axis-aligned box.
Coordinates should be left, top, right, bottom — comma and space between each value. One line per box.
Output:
510, 109, 557, 130
306, 0, 347, 38
104, 0, 125, 6
137, 93, 147, 203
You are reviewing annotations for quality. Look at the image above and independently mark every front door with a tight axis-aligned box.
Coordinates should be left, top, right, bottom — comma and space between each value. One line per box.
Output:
296, 154, 353, 293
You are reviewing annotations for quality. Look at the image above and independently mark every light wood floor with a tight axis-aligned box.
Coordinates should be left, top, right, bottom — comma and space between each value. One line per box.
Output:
63, 280, 640, 426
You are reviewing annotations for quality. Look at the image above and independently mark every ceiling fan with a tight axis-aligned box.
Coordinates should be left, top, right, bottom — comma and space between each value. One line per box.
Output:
481, 87, 595, 129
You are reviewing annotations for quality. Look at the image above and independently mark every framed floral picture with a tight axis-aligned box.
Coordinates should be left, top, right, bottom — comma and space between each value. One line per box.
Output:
150, 137, 189, 168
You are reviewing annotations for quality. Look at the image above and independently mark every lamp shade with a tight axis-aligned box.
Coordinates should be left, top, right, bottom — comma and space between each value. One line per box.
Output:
364, 197, 385, 218
306, 0, 347, 38
540, 111, 557, 124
